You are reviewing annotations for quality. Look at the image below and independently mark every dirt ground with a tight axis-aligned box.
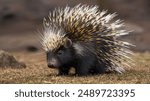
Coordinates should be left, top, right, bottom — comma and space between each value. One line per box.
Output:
0, 51, 149, 84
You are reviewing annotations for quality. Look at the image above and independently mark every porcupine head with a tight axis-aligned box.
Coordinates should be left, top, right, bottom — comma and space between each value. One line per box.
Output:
42, 26, 74, 69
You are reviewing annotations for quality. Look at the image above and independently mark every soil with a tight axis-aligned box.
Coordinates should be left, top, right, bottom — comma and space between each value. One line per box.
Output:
0, 51, 149, 84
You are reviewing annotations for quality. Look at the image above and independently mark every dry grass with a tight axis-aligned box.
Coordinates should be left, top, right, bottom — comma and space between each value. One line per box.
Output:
0, 51, 150, 84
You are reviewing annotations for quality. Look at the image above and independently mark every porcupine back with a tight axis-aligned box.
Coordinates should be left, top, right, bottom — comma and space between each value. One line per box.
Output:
43, 4, 133, 73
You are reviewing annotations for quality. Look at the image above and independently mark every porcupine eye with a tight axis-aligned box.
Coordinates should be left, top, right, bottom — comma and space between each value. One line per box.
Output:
57, 50, 64, 56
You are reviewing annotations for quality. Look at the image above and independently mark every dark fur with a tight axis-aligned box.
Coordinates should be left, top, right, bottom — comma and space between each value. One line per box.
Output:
47, 41, 105, 76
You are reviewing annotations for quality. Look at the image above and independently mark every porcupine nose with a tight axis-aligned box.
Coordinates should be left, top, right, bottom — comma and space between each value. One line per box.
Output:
47, 64, 55, 68
47, 58, 57, 68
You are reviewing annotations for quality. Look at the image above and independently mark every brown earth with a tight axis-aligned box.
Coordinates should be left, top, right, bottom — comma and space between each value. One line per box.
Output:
0, 51, 149, 84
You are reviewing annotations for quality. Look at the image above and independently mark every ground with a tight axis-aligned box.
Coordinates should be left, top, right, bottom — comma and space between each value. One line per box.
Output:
0, 51, 149, 84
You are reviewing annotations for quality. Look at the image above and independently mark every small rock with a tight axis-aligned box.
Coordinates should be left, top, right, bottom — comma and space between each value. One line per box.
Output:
0, 50, 26, 68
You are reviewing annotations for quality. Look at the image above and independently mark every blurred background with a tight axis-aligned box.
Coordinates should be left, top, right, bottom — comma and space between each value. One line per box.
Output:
0, 0, 150, 52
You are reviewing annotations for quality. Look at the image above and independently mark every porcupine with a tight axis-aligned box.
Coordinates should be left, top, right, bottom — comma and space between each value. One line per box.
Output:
41, 4, 133, 76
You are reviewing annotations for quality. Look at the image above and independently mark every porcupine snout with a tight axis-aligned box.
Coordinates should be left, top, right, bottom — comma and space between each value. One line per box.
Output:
47, 58, 58, 68
47, 53, 59, 68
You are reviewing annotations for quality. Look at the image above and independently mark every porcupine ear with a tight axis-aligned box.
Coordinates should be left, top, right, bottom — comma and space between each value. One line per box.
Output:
64, 38, 72, 48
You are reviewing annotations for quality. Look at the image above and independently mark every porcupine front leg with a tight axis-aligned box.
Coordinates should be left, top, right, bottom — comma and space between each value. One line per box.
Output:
75, 66, 89, 76
58, 67, 70, 76
75, 60, 91, 76
93, 61, 106, 74
75, 51, 96, 76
